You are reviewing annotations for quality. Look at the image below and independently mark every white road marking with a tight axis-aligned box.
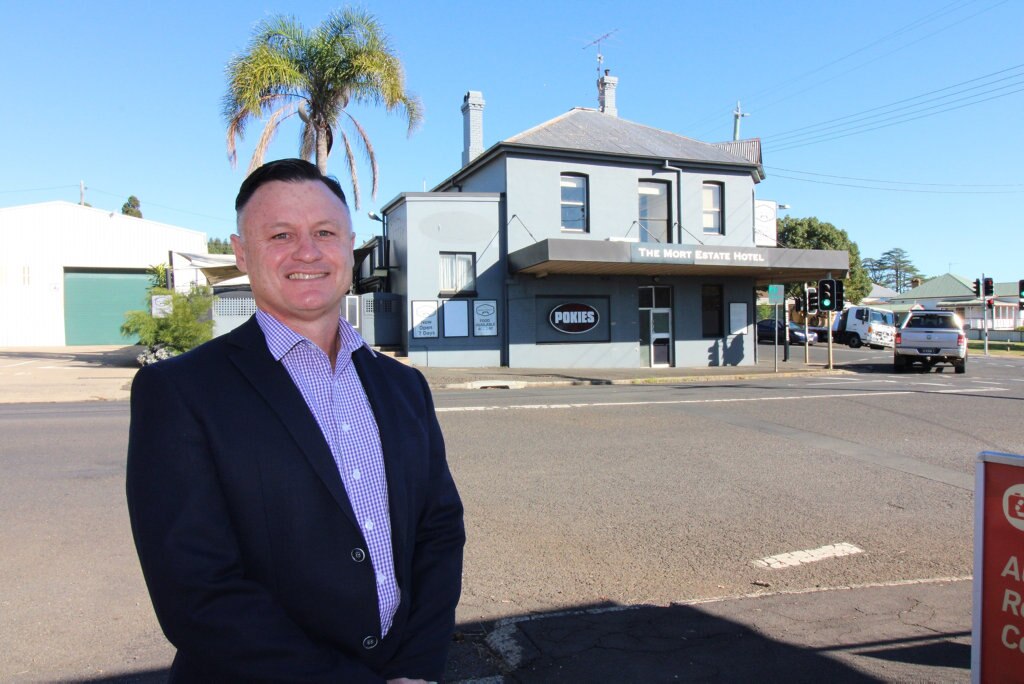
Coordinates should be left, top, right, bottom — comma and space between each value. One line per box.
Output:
0, 361, 35, 368
752, 542, 864, 569
436, 387, 1005, 413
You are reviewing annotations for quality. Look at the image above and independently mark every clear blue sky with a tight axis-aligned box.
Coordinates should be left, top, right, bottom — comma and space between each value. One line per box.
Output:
2, 0, 1021, 283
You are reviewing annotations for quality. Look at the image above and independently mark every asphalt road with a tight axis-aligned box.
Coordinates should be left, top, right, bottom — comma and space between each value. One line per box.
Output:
1, 348, 1021, 681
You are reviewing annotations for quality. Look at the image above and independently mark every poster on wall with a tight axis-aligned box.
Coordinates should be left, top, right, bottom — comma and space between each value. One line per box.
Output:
729, 302, 748, 335
443, 300, 469, 337
473, 300, 498, 336
412, 300, 439, 338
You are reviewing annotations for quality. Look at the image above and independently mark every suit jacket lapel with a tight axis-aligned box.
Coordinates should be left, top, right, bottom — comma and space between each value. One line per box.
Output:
353, 348, 409, 565
225, 317, 359, 528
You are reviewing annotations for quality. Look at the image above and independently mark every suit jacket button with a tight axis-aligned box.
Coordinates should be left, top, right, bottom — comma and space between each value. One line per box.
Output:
362, 635, 379, 649
351, 548, 366, 562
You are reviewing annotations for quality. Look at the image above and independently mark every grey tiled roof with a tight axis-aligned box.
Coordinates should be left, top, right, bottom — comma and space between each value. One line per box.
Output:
505, 108, 760, 168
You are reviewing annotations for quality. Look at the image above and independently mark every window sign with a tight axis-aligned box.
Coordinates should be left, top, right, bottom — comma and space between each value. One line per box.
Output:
412, 300, 439, 338
443, 300, 469, 337
730, 302, 748, 335
151, 294, 173, 319
473, 300, 498, 336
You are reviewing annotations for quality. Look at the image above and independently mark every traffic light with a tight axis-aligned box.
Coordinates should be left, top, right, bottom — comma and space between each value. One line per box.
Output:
818, 279, 837, 311
986, 298, 994, 311
984, 277, 994, 296
1019, 279, 1024, 311
834, 280, 845, 309
807, 287, 818, 312
794, 296, 804, 313
973, 279, 982, 297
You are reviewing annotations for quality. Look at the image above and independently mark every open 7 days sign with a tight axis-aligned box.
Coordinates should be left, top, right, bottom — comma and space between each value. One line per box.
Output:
973, 451, 1024, 682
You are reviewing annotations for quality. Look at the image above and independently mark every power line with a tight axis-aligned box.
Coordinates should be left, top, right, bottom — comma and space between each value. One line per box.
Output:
686, 0, 1006, 139
768, 172, 1024, 194
87, 187, 234, 225
767, 82, 1024, 152
763, 64, 1023, 143
765, 166, 1024, 188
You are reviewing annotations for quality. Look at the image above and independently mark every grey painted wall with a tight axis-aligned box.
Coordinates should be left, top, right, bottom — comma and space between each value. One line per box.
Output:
389, 193, 503, 367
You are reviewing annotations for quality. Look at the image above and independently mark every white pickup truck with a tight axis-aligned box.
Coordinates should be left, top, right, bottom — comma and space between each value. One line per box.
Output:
893, 310, 967, 374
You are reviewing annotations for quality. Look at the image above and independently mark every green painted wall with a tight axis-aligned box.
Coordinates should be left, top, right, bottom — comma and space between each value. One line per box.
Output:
63, 271, 149, 345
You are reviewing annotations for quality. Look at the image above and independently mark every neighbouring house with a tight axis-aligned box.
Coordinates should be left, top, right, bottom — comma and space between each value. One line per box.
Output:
885, 273, 1023, 330
353, 75, 848, 368
0, 201, 208, 346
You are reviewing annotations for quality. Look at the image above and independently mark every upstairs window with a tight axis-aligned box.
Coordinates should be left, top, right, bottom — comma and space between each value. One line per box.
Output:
638, 181, 669, 243
702, 182, 724, 234
560, 174, 588, 232
439, 252, 476, 296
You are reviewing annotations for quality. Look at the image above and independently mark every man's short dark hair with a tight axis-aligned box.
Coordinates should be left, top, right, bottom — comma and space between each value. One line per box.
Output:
235, 158, 348, 212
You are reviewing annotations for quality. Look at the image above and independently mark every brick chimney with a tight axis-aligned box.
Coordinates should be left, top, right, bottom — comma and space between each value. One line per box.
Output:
461, 91, 485, 166
598, 70, 618, 117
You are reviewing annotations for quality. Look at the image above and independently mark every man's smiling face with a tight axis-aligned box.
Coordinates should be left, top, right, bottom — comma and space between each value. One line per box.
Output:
232, 179, 355, 333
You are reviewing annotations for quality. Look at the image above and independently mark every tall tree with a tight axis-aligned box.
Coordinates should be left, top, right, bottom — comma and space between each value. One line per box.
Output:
778, 216, 872, 304
207, 237, 234, 254
224, 8, 421, 209
874, 247, 923, 293
121, 195, 142, 218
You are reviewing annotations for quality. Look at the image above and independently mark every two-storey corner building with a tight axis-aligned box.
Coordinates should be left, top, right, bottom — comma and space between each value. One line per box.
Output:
356, 80, 848, 369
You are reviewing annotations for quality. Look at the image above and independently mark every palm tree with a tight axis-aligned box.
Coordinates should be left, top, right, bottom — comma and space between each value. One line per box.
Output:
224, 8, 421, 209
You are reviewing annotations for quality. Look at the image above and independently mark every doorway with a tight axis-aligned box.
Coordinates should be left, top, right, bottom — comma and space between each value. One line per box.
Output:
639, 286, 672, 367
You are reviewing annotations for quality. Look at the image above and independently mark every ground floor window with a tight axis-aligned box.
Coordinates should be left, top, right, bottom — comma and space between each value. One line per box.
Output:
702, 284, 723, 337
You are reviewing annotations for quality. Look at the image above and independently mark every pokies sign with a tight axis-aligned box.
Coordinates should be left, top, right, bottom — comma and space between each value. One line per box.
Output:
549, 303, 600, 334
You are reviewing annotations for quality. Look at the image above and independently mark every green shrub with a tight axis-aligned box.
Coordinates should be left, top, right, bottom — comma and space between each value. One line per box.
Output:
122, 284, 215, 364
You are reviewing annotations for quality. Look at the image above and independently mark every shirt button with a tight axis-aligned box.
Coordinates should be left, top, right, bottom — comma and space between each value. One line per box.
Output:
352, 468, 361, 480
342, 423, 351, 432
364, 519, 375, 531
350, 548, 366, 562
376, 572, 385, 584
362, 635, 379, 650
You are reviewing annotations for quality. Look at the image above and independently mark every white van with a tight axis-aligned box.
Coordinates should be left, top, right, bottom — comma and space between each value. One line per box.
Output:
832, 306, 897, 349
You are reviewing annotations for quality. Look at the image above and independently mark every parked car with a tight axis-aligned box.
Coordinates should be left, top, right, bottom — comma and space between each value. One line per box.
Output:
893, 310, 966, 374
757, 319, 818, 345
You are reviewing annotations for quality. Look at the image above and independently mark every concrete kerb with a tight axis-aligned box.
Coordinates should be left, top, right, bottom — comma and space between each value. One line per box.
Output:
438, 368, 851, 390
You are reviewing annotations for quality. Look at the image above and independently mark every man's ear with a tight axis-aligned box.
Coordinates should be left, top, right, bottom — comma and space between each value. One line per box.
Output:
230, 234, 248, 273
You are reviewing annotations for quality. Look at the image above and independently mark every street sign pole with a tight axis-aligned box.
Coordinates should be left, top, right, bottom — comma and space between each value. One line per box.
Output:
827, 310, 834, 370
803, 283, 810, 364
983, 273, 990, 357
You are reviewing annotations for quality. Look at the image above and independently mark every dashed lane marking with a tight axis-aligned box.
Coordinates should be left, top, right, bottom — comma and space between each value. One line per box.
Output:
752, 542, 864, 569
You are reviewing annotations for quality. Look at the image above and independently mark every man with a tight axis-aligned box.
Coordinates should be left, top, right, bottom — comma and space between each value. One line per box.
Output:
126, 159, 465, 683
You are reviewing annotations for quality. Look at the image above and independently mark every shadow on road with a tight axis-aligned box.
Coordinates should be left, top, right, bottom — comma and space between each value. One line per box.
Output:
0, 346, 142, 368
71, 599, 964, 682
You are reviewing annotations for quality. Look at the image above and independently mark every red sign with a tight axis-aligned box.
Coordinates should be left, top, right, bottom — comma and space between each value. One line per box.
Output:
974, 451, 1024, 682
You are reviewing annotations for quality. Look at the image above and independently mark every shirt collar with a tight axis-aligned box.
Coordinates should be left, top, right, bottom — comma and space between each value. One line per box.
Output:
255, 309, 375, 362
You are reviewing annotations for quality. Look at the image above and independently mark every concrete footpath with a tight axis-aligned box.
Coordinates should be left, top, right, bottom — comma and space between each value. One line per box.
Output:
0, 346, 973, 682
0, 343, 847, 404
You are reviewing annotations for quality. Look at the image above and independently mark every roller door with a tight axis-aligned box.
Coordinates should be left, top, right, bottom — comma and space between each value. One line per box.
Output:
63, 270, 150, 345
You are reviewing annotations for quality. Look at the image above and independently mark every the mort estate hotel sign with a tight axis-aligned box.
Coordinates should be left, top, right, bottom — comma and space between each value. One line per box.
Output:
631, 244, 767, 265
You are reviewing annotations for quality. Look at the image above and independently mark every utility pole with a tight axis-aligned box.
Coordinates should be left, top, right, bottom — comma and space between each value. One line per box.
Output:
733, 101, 750, 141
79, 180, 86, 206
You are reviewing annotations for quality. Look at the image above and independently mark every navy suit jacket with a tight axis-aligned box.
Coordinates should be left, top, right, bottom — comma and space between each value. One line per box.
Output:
126, 317, 465, 682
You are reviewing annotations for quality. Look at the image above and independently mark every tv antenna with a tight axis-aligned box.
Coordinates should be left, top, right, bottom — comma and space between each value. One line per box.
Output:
583, 29, 618, 78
